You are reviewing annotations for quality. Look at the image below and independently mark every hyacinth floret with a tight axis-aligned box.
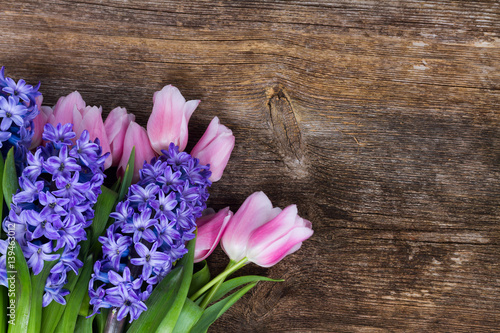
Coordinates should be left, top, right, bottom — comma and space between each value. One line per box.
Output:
0, 67, 41, 171
89, 143, 211, 322
0, 122, 108, 307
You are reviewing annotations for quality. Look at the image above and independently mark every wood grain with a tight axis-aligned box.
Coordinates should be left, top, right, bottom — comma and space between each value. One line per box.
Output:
0, 1, 499, 332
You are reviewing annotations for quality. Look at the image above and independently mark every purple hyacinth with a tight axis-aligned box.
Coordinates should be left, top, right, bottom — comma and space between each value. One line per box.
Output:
89, 143, 211, 323
0, 67, 41, 172
0, 123, 108, 306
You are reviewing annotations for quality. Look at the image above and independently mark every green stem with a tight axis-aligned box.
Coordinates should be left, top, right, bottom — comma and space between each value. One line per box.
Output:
199, 261, 235, 309
189, 258, 247, 302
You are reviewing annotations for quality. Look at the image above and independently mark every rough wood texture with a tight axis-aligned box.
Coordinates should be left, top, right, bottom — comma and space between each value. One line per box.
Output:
1, 1, 499, 332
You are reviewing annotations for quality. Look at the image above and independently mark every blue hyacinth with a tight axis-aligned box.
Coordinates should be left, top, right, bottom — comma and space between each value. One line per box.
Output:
0, 67, 41, 171
89, 143, 211, 322
0, 123, 107, 306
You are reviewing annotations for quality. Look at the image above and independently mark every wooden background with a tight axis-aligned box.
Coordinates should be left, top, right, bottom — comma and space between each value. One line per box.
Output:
1, 1, 499, 332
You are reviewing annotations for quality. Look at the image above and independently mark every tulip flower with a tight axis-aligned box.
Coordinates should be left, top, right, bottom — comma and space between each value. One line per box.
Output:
220, 192, 280, 263
118, 121, 156, 183
47, 91, 86, 128
191, 117, 235, 182
73, 106, 112, 169
245, 204, 313, 267
190, 191, 313, 305
47, 91, 112, 168
104, 107, 135, 166
194, 207, 233, 263
221, 191, 313, 266
147, 85, 199, 154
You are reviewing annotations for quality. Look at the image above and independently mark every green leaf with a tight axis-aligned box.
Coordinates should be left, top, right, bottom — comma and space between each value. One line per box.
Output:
41, 268, 80, 333
190, 282, 258, 333
7, 241, 31, 333
126, 266, 184, 333
118, 147, 135, 202
2, 148, 18, 209
54, 255, 94, 333
78, 290, 91, 317
155, 238, 196, 333
209, 275, 283, 304
167, 298, 203, 333
79, 231, 93, 263
188, 261, 211, 298
94, 308, 109, 333
0, 286, 7, 333
27, 257, 60, 333
89, 186, 118, 254
73, 315, 94, 333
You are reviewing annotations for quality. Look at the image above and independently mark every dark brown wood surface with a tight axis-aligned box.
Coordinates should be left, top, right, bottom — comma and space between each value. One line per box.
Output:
1, 1, 499, 332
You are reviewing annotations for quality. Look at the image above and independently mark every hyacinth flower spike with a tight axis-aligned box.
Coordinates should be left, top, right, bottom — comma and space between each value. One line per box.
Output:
0, 67, 41, 172
89, 142, 211, 326
42, 90, 113, 168
0, 122, 107, 308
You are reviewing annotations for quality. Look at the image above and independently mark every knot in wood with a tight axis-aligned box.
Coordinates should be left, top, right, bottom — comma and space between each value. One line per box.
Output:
266, 85, 304, 162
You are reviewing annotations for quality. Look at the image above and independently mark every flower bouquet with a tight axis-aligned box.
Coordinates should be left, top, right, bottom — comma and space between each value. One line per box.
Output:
0, 67, 313, 333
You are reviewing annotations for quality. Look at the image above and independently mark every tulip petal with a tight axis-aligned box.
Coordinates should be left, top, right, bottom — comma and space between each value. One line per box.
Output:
191, 117, 219, 156
104, 107, 135, 166
78, 106, 112, 169
105, 107, 128, 142
147, 85, 199, 153
221, 192, 281, 262
245, 205, 302, 255
118, 121, 156, 183
247, 226, 313, 267
191, 117, 235, 182
49, 91, 86, 127
30, 97, 52, 149
194, 207, 232, 263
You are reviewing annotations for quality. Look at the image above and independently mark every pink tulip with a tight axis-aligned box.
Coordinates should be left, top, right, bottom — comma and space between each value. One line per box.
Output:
47, 91, 86, 128
191, 117, 235, 182
30, 95, 53, 149
221, 192, 281, 262
118, 121, 156, 183
221, 192, 313, 267
104, 107, 135, 166
194, 207, 233, 263
74, 106, 112, 169
147, 85, 199, 154
245, 205, 313, 267
47, 91, 112, 168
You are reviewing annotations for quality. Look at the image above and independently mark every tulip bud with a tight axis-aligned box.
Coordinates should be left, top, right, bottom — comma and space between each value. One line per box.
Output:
48, 91, 86, 127
47, 91, 112, 168
147, 85, 199, 154
191, 117, 235, 182
30, 95, 53, 149
221, 192, 313, 267
118, 121, 156, 183
104, 107, 135, 166
194, 207, 233, 263
74, 106, 112, 169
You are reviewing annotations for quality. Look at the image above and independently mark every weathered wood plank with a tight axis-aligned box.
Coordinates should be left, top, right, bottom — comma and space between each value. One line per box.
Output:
0, 1, 498, 332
